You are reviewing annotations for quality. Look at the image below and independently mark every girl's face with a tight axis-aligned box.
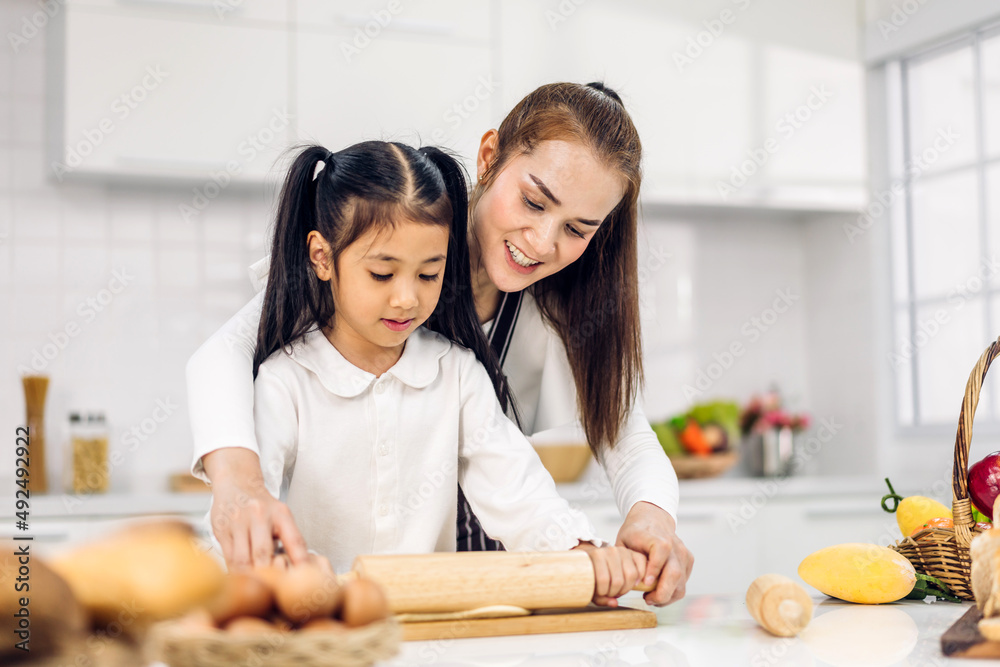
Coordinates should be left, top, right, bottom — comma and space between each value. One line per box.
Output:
309, 219, 449, 365
472, 136, 625, 293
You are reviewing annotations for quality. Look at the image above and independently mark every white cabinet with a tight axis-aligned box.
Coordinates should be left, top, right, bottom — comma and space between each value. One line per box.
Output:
497, 0, 867, 210
295, 32, 493, 171
51, 2, 291, 184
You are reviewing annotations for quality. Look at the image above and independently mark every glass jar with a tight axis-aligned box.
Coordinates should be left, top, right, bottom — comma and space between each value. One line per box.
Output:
70, 412, 109, 494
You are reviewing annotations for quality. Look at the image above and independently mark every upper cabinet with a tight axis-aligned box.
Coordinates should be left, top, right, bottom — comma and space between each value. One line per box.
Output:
50, 1, 291, 185
50, 0, 867, 211
294, 1, 494, 175
497, 0, 867, 211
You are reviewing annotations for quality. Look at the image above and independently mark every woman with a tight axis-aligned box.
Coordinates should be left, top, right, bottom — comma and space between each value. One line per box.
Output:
188, 82, 693, 606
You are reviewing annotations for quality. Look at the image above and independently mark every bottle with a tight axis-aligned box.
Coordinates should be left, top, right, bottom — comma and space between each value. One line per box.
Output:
71, 412, 109, 494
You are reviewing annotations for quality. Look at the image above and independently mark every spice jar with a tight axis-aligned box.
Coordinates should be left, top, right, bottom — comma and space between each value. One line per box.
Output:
70, 412, 109, 494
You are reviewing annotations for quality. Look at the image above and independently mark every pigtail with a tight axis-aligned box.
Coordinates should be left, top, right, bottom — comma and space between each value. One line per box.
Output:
254, 145, 332, 377
419, 146, 520, 426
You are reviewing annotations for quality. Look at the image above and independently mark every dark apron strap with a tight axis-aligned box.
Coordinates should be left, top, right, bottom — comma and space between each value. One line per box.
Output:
456, 291, 523, 552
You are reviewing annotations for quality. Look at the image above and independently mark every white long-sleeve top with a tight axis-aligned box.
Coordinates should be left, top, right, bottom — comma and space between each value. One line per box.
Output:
188, 258, 679, 525
250, 326, 601, 571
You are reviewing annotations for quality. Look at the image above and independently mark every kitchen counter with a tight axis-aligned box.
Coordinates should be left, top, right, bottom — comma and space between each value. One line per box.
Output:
379, 592, 976, 666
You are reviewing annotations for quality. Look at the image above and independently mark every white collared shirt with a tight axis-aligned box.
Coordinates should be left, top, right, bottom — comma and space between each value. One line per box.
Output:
189, 257, 679, 528
251, 325, 601, 572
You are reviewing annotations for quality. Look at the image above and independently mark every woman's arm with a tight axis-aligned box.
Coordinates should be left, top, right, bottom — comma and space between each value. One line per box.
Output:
186, 285, 308, 567
187, 290, 264, 480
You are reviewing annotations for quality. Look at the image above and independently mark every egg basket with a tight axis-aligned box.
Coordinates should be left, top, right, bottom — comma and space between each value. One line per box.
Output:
146, 617, 400, 667
889, 335, 1000, 601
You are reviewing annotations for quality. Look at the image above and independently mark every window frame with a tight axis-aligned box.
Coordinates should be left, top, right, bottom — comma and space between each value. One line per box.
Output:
890, 22, 1000, 437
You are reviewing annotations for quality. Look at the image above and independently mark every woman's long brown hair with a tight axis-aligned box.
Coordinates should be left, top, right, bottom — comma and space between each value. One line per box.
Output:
470, 82, 643, 453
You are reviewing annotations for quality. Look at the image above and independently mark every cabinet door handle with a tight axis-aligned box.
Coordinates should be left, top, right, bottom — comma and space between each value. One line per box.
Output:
335, 14, 454, 36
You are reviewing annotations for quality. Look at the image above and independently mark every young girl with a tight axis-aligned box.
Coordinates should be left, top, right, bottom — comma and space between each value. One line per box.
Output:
232, 140, 646, 604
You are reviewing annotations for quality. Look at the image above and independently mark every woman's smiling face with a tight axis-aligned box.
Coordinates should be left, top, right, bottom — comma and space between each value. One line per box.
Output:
472, 136, 625, 293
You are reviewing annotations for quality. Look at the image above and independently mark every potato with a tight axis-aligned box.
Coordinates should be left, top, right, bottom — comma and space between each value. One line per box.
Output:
206, 572, 274, 625
340, 577, 390, 627
49, 519, 224, 626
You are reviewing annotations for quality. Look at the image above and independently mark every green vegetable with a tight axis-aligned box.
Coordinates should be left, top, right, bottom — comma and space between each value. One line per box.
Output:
652, 423, 684, 457
905, 573, 962, 602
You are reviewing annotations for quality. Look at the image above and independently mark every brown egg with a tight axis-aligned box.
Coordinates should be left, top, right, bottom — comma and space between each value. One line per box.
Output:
273, 561, 342, 624
175, 608, 217, 632
207, 572, 274, 625
224, 616, 280, 637
300, 617, 349, 634
340, 577, 390, 627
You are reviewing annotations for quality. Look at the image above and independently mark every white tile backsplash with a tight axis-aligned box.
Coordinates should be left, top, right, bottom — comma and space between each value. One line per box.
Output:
12, 241, 58, 288
12, 193, 60, 238
158, 248, 200, 288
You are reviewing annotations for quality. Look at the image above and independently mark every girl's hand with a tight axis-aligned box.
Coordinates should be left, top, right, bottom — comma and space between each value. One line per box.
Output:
616, 501, 694, 606
202, 447, 309, 571
572, 542, 647, 607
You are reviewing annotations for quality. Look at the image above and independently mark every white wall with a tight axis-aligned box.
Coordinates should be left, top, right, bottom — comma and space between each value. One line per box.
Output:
637, 207, 879, 477
0, 0, 271, 492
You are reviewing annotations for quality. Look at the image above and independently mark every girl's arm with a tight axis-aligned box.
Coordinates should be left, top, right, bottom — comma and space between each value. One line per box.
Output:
531, 328, 690, 607
456, 351, 648, 605
186, 285, 308, 568
455, 350, 604, 553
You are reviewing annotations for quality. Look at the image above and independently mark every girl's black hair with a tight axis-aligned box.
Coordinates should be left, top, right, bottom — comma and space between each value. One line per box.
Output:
254, 141, 516, 420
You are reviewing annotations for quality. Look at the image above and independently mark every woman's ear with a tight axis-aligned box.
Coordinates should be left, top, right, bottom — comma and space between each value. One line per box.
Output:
476, 129, 498, 181
307, 230, 333, 281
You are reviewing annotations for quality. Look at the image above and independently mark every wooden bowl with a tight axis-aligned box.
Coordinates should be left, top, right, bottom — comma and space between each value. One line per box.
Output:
533, 443, 593, 483
668, 451, 739, 479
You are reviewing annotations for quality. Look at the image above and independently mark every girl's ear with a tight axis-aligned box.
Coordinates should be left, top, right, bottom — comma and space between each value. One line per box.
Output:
307, 230, 334, 281
476, 129, 498, 181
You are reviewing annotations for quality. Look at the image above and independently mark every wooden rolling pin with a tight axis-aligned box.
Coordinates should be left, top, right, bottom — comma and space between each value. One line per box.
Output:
746, 574, 813, 637
350, 552, 653, 614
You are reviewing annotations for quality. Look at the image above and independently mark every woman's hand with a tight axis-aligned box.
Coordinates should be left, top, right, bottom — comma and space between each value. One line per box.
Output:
202, 447, 309, 571
572, 542, 647, 607
616, 501, 693, 606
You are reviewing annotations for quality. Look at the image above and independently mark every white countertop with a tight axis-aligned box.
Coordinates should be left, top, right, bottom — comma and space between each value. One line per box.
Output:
1, 475, 897, 520
380, 592, 976, 666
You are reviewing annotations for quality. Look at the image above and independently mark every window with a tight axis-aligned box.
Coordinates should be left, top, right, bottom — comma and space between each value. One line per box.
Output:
889, 24, 1000, 430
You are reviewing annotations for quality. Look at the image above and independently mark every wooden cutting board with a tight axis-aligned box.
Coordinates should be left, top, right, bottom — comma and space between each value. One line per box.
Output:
401, 605, 657, 641
941, 605, 1000, 658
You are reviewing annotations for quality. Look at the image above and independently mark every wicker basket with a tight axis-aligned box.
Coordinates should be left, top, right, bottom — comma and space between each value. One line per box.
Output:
146, 617, 400, 667
889, 336, 1000, 601
668, 451, 739, 479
